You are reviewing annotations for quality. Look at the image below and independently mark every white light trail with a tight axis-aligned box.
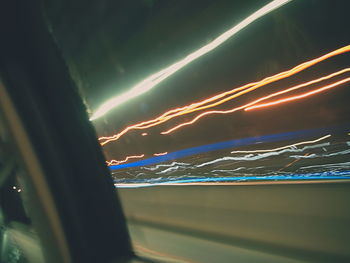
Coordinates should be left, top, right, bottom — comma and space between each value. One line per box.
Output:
290, 149, 350, 159
231, 135, 331, 154
142, 162, 191, 171
90, 0, 293, 120
197, 136, 331, 167
300, 161, 350, 170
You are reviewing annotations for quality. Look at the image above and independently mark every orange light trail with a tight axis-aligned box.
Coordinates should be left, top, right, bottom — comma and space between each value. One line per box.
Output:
154, 46, 350, 122
161, 74, 350, 134
153, 152, 168, 156
106, 154, 145, 166
110, 46, 350, 129
160, 45, 350, 121
279, 153, 310, 171
99, 45, 350, 145
245, 77, 350, 111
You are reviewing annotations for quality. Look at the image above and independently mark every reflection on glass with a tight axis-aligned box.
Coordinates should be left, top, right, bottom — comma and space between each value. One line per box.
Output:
0, 112, 45, 263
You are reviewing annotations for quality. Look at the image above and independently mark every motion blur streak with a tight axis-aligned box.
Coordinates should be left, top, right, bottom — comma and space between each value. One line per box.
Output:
143, 162, 190, 171
109, 125, 348, 170
240, 68, 350, 108
245, 77, 350, 111
154, 152, 168, 156
161, 72, 350, 134
196, 142, 328, 167
106, 154, 145, 166
156, 67, 350, 122
90, 0, 292, 121
114, 171, 350, 188
231, 134, 331, 154
99, 45, 350, 145
300, 161, 350, 170
291, 149, 350, 159
144, 46, 350, 123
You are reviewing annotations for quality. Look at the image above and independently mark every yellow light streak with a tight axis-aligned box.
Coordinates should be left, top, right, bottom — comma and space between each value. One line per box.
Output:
90, 0, 293, 120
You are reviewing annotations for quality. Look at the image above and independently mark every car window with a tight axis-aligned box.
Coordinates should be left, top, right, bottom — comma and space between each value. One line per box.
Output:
0, 110, 45, 263
43, 0, 350, 261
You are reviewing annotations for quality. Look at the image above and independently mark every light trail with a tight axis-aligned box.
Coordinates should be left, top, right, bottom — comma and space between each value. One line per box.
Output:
154, 152, 168, 156
231, 134, 330, 153
99, 46, 350, 145
196, 144, 323, 167
113, 138, 350, 185
143, 45, 350, 124
156, 165, 183, 174
245, 77, 350, 111
239, 68, 350, 108
161, 74, 350, 135
141, 133, 148, 136
109, 125, 349, 170
104, 72, 348, 168
107, 152, 166, 166
142, 162, 191, 171
154, 54, 350, 125
196, 142, 330, 167
90, 0, 293, 121
114, 171, 350, 188
300, 161, 350, 170
106, 154, 145, 166
278, 153, 310, 171
290, 148, 350, 159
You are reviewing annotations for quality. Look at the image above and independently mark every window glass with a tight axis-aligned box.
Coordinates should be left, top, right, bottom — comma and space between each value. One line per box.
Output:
44, 0, 350, 261
0, 112, 45, 263
45, 0, 350, 185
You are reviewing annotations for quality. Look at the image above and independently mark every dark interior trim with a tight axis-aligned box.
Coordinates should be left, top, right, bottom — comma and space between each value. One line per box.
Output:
0, 0, 132, 262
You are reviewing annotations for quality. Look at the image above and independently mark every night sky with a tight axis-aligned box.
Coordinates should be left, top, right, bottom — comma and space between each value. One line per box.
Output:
44, 0, 350, 165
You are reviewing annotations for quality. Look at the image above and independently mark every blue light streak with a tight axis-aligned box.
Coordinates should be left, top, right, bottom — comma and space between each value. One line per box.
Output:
114, 170, 350, 188
110, 124, 350, 171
